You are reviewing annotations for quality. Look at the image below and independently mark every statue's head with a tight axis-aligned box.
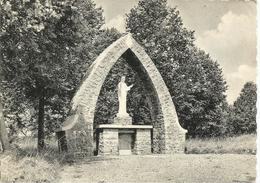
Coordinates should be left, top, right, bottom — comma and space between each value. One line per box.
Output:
121, 76, 125, 82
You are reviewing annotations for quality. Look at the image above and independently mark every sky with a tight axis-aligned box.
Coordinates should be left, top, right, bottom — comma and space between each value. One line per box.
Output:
93, 0, 257, 104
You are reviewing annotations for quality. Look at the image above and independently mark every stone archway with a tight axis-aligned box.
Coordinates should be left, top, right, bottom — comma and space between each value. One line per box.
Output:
58, 33, 187, 156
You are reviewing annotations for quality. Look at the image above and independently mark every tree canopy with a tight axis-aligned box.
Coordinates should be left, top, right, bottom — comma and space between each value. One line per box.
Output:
231, 82, 257, 134
126, 0, 227, 137
0, 0, 108, 150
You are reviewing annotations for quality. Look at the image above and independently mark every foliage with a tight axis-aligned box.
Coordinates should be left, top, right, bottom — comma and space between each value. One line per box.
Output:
0, 0, 105, 149
126, 0, 227, 137
0, 80, 33, 138
230, 82, 257, 134
0, 98, 11, 151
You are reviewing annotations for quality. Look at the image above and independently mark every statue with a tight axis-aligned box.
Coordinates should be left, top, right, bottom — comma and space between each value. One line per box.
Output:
117, 76, 133, 117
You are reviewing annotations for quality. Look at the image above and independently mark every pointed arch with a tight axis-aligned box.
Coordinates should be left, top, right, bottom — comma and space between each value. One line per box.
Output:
61, 33, 186, 154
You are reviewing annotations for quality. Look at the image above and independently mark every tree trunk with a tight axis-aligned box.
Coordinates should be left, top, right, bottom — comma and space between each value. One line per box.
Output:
56, 131, 68, 153
37, 94, 45, 152
0, 102, 10, 152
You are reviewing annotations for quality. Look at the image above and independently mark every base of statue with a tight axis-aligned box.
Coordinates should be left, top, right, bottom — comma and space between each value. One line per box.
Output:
114, 113, 132, 125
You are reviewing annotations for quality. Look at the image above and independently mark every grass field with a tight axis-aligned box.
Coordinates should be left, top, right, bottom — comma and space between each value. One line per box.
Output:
0, 134, 256, 182
0, 137, 64, 182
185, 134, 256, 154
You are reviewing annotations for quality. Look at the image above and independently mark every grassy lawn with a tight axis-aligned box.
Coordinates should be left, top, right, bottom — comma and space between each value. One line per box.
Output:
0, 152, 60, 182
185, 134, 256, 154
0, 137, 64, 182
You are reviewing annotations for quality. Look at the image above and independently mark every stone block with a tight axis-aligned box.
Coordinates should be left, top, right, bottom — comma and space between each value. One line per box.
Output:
66, 129, 94, 157
134, 129, 152, 155
114, 115, 132, 125
99, 129, 119, 155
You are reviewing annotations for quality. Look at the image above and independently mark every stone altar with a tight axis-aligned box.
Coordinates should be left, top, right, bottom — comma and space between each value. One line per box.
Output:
95, 76, 152, 155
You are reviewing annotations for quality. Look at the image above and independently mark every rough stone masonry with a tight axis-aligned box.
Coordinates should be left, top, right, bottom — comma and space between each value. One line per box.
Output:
57, 33, 187, 156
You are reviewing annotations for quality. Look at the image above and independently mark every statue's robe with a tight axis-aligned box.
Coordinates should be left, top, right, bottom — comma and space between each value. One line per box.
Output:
117, 81, 131, 117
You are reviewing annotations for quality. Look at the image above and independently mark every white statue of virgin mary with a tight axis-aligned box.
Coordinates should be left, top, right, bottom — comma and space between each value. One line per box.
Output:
117, 76, 133, 117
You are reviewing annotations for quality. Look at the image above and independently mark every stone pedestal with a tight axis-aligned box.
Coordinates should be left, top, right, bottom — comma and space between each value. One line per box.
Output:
114, 114, 132, 125
134, 129, 152, 155
98, 128, 118, 155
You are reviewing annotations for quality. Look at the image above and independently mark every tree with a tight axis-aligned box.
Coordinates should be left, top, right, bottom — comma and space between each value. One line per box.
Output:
219, 101, 234, 136
0, 80, 32, 139
0, 99, 10, 152
231, 82, 257, 134
126, 0, 227, 137
0, 0, 105, 151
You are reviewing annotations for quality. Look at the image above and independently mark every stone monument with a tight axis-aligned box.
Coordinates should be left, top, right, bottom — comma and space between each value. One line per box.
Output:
57, 34, 187, 156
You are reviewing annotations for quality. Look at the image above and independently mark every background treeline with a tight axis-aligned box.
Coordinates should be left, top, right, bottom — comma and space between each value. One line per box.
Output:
0, 0, 256, 151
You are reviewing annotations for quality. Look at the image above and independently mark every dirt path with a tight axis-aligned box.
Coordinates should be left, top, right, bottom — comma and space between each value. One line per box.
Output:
58, 154, 256, 183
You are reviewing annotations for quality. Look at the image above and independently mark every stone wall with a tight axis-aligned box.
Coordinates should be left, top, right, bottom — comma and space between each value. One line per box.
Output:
134, 129, 152, 155
98, 129, 118, 155
66, 130, 93, 157
61, 33, 187, 156
126, 41, 187, 153
64, 112, 93, 157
